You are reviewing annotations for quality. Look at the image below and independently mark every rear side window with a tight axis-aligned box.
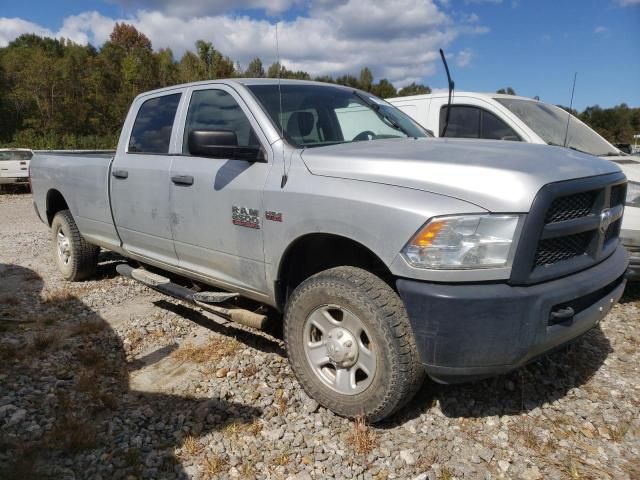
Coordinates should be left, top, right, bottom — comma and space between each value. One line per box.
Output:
481, 110, 521, 140
440, 105, 480, 138
440, 105, 521, 141
129, 93, 181, 153
183, 89, 259, 154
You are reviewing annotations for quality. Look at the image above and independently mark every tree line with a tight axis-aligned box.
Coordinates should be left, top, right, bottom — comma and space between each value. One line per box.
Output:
0, 24, 637, 149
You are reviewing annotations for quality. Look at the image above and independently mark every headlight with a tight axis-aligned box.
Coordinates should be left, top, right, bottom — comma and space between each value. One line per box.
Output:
627, 181, 640, 208
401, 214, 522, 269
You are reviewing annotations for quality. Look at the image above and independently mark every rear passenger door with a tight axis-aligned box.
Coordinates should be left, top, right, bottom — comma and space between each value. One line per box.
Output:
110, 91, 182, 265
169, 85, 273, 296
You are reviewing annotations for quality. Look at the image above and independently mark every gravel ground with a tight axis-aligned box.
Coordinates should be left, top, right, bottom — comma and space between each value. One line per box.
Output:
0, 192, 638, 480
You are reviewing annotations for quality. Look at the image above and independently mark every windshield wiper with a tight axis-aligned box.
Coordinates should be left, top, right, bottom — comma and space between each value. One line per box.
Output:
352, 91, 413, 138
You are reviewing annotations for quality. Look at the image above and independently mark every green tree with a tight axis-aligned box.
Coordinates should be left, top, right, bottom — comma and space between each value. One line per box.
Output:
496, 87, 516, 95
110, 23, 152, 53
397, 82, 431, 97
245, 57, 265, 78
359, 67, 373, 92
371, 79, 397, 98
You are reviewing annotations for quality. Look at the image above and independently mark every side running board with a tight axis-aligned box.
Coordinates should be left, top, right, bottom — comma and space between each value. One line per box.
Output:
116, 264, 267, 330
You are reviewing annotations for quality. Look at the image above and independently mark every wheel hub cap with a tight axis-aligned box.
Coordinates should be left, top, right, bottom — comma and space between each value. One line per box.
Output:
325, 327, 358, 368
57, 231, 71, 264
302, 304, 377, 396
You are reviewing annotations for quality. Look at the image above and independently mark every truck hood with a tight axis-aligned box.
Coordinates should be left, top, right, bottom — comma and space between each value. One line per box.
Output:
301, 137, 621, 212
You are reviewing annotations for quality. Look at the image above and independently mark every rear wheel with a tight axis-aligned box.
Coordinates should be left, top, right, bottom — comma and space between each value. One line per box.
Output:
51, 210, 99, 281
284, 266, 424, 422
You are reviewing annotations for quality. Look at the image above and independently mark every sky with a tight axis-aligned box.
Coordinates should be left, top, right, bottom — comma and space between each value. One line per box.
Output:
0, 0, 638, 110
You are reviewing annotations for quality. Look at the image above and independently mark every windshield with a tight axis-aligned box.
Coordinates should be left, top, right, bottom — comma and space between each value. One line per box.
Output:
494, 98, 618, 157
247, 83, 429, 148
0, 150, 32, 161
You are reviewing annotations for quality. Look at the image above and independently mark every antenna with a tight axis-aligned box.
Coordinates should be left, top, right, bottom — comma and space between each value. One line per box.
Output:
563, 72, 577, 147
439, 49, 455, 138
275, 22, 288, 188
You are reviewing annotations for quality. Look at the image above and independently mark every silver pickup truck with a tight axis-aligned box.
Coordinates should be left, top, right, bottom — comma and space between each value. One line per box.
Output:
30, 79, 629, 421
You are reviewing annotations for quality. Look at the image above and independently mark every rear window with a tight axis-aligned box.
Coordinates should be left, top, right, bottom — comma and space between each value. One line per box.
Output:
129, 93, 181, 154
0, 150, 32, 161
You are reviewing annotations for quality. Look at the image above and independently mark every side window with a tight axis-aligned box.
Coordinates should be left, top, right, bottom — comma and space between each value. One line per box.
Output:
183, 89, 259, 154
129, 93, 181, 153
439, 106, 480, 138
481, 110, 521, 141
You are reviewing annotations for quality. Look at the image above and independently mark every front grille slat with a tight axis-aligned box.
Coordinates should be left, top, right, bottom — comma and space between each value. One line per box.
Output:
535, 232, 591, 267
545, 191, 595, 223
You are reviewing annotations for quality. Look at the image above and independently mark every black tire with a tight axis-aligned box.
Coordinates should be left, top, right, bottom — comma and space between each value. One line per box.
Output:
284, 266, 425, 422
51, 210, 99, 281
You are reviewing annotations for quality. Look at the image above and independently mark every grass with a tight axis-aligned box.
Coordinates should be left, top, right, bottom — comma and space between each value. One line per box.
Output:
271, 452, 290, 467
511, 418, 540, 449
172, 336, 241, 364
608, 422, 630, 442
125, 448, 141, 468
238, 463, 256, 477
346, 416, 377, 455
222, 419, 263, 438
438, 467, 453, 480
566, 460, 583, 479
181, 435, 202, 457
274, 388, 287, 415
30, 332, 59, 352
125, 330, 144, 350
68, 320, 106, 337
42, 288, 76, 305
203, 455, 228, 477
48, 417, 97, 452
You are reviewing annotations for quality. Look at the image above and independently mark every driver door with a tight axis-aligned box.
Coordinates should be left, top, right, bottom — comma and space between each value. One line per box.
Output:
169, 85, 273, 296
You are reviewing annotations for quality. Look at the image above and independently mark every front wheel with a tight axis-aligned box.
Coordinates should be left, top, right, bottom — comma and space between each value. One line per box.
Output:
284, 266, 425, 422
51, 210, 99, 281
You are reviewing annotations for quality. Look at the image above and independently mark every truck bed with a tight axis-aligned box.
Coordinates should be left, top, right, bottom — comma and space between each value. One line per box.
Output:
30, 150, 121, 252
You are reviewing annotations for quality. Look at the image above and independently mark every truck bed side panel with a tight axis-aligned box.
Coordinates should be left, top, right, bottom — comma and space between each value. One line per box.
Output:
30, 152, 121, 251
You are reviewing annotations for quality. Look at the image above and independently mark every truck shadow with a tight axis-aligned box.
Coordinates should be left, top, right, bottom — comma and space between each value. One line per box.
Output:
619, 279, 639, 303
0, 264, 261, 479
391, 325, 612, 425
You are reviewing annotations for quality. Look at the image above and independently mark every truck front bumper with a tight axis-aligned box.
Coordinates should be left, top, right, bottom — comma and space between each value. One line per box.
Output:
396, 245, 628, 384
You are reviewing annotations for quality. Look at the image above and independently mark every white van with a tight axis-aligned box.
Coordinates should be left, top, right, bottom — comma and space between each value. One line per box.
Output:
0, 148, 32, 192
387, 92, 640, 278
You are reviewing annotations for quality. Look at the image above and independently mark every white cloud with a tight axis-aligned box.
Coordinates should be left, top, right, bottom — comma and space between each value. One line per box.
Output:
456, 49, 472, 67
594, 26, 608, 34
616, 0, 640, 5
0, 17, 54, 46
107, 0, 302, 18
0, 0, 489, 87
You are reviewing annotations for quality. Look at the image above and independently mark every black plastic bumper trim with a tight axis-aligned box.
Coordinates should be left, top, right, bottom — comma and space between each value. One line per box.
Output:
397, 245, 629, 384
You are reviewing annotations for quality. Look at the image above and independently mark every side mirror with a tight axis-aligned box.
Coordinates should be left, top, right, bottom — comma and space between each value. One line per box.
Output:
188, 130, 265, 161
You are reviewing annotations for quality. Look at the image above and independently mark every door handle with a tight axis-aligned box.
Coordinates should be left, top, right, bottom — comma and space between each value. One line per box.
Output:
112, 169, 128, 179
171, 175, 194, 186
